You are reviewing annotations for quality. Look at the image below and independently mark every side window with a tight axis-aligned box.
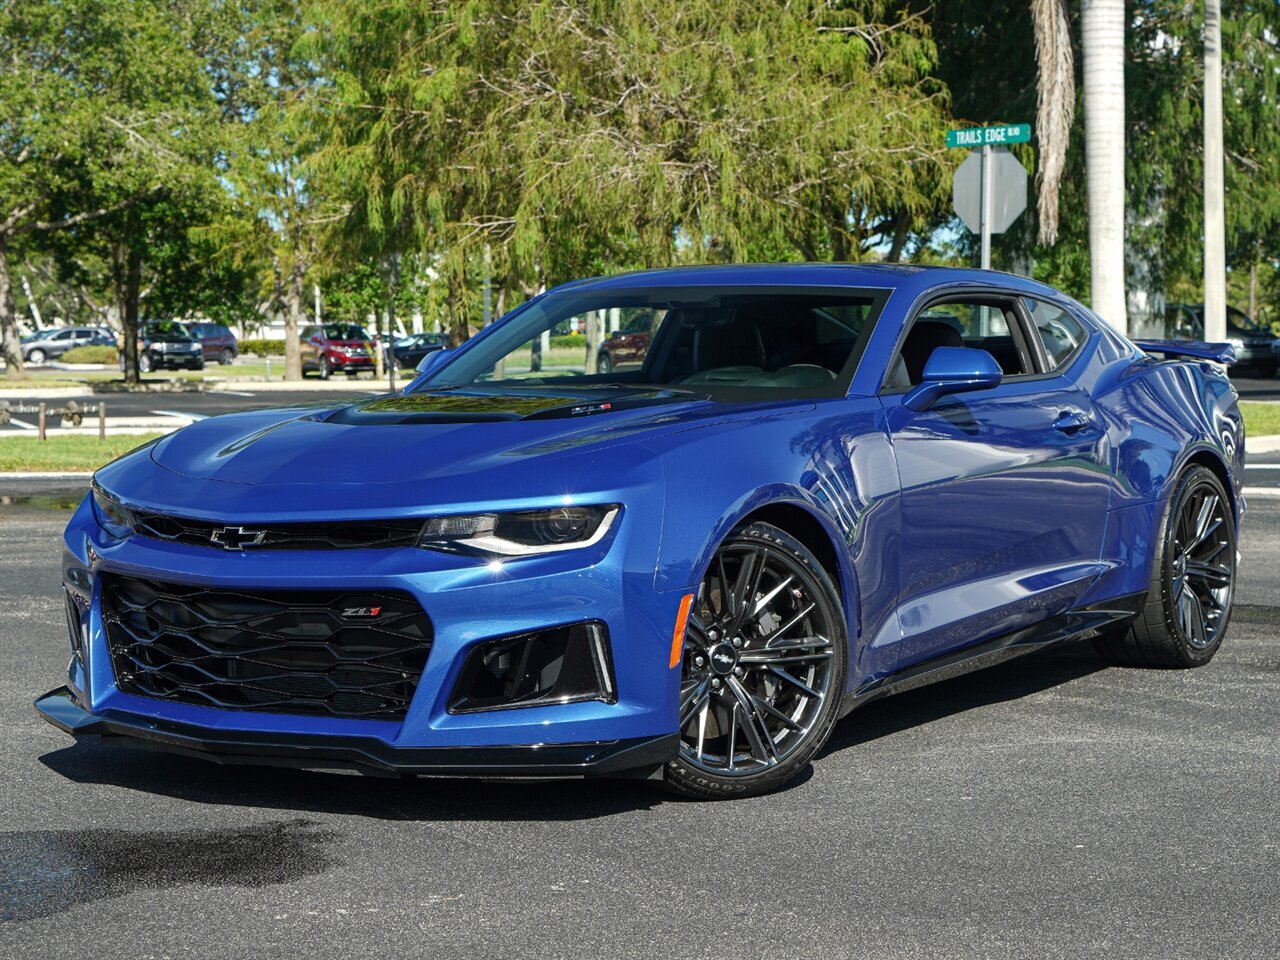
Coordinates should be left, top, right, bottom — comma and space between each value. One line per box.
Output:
888, 298, 1034, 388
1024, 299, 1087, 371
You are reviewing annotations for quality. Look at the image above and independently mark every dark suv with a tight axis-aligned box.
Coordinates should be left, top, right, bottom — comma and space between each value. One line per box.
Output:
186, 321, 238, 365
1166, 303, 1279, 377
21, 327, 116, 365
123, 321, 205, 373
300, 323, 376, 378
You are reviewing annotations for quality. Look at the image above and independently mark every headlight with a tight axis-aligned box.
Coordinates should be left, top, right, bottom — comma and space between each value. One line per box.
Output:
90, 482, 135, 539
417, 505, 619, 556
1227, 337, 1245, 351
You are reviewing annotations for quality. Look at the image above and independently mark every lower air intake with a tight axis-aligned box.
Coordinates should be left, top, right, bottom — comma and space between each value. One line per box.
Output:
103, 576, 432, 720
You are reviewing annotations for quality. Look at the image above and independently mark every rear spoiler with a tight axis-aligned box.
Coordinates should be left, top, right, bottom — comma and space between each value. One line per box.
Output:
1132, 338, 1237, 365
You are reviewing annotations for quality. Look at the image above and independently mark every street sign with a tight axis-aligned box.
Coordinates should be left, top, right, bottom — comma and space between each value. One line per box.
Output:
952, 146, 1028, 270
946, 123, 1032, 149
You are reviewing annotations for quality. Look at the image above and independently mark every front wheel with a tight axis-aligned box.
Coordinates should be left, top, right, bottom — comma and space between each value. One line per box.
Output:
597, 352, 613, 375
139, 352, 154, 374
664, 521, 848, 799
317, 356, 330, 380
1094, 465, 1236, 668
26, 348, 46, 365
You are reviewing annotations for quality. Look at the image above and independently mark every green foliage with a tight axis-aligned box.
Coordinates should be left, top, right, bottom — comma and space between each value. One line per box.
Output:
300, 0, 953, 334
550, 334, 586, 350
59, 345, 118, 364
238, 338, 286, 357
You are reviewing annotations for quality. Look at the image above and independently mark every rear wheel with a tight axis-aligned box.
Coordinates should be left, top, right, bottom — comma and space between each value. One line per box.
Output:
219, 348, 234, 365
664, 522, 848, 799
1094, 465, 1236, 668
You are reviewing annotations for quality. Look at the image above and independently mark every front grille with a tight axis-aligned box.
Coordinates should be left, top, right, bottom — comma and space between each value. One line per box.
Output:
132, 512, 424, 551
103, 576, 432, 720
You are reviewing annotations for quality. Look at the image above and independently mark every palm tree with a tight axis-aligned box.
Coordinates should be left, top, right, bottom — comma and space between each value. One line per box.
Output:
1032, 0, 1074, 246
1203, 0, 1227, 342
1081, 0, 1128, 333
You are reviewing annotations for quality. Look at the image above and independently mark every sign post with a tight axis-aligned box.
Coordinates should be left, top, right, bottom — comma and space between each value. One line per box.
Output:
948, 124, 1030, 270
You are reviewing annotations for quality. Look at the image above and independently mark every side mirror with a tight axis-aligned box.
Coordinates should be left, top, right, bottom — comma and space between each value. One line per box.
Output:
416, 347, 453, 375
903, 346, 1002, 412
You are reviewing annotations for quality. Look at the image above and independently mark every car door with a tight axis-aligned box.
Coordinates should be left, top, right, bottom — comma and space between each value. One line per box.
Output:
48, 329, 77, 358
880, 291, 1111, 671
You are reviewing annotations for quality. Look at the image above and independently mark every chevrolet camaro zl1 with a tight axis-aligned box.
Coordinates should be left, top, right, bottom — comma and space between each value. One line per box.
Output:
37, 264, 1244, 799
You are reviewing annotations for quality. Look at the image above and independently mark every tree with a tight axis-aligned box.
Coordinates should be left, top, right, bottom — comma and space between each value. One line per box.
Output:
2, 0, 231, 382
301, 0, 953, 342
1203, 0, 1227, 340
213, 0, 344, 379
1031, 0, 1075, 245
1081, 0, 1128, 331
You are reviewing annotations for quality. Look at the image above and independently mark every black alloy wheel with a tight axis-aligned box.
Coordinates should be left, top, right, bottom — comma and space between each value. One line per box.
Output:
665, 522, 847, 799
1094, 465, 1236, 667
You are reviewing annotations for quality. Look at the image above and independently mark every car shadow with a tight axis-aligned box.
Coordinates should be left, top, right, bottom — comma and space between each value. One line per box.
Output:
819, 638, 1110, 758
39, 641, 1110, 818
38, 743, 666, 821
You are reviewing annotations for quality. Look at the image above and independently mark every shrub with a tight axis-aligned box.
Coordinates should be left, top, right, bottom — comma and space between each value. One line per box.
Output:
238, 338, 286, 356
549, 333, 586, 349
59, 345, 118, 365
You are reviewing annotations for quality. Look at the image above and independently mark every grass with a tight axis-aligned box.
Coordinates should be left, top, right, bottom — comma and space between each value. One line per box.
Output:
0, 433, 165, 472
1242, 401, 1280, 437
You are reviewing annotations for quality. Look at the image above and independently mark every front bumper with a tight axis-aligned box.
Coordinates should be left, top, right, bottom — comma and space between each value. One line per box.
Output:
36, 687, 676, 778
52, 457, 683, 778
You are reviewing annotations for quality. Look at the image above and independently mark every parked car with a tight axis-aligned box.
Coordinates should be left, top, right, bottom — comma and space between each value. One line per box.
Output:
185, 321, 238, 365
44, 264, 1244, 799
386, 332, 447, 371
300, 323, 376, 379
123, 320, 205, 373
596, 313, 654, 374
21, 326, 116, 365
1166, 302, 1279, 376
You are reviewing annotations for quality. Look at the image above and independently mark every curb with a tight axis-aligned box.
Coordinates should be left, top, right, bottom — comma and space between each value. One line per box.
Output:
1247, 434, 1280, 454
0, 471, 92, 480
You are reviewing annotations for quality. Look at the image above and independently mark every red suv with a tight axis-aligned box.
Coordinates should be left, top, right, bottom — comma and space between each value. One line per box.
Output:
300, 324, 376, 379
596, 313, 653, 374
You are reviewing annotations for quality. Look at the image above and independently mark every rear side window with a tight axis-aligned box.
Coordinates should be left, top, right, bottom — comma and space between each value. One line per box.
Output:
1024, 299, 1087, 370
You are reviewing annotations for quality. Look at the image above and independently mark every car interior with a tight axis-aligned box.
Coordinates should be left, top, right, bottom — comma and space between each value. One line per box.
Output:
883, 298, 1038, 389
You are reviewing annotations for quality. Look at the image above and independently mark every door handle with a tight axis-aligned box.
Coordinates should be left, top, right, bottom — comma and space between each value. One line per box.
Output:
1053, 410, 1090, 433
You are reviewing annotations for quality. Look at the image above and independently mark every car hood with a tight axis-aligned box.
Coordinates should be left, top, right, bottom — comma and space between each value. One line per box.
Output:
142, 388, 809, 495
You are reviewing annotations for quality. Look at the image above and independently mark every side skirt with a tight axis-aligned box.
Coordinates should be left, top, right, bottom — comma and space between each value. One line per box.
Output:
838, 591, 1146, 718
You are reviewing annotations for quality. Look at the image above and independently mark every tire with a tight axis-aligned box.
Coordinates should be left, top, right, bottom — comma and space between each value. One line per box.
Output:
663, 521, 848, 799
597, 352, 613, 375
219, 348, 234, 365
1257, 363, 1278, 379
27, 348, 46, 365
318, 356, 330, 380
139, 352, 154, 374
1093, 465, 1236, 668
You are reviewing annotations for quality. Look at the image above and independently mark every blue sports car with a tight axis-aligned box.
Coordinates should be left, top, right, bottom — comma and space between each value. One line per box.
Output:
37, 264, 1244, 799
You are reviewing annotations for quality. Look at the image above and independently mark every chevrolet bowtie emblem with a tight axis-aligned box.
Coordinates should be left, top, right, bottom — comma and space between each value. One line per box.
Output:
210, 526, 268, 550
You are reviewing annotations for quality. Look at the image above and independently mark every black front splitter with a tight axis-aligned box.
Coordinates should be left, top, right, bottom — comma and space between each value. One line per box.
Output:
35, 687, 677, 780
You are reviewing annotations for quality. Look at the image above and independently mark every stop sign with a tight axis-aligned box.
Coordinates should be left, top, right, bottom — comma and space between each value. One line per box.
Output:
953, 147, 1028, 235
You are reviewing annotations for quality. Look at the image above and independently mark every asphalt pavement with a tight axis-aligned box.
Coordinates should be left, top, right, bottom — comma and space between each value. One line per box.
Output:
0, 494, 1277, 959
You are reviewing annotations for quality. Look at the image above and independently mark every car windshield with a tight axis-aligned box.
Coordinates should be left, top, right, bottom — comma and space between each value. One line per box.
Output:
416, 285, 888, 400
324, 324, 371, 340
144, 321, 194, 340
1226, 306, 1267, 335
